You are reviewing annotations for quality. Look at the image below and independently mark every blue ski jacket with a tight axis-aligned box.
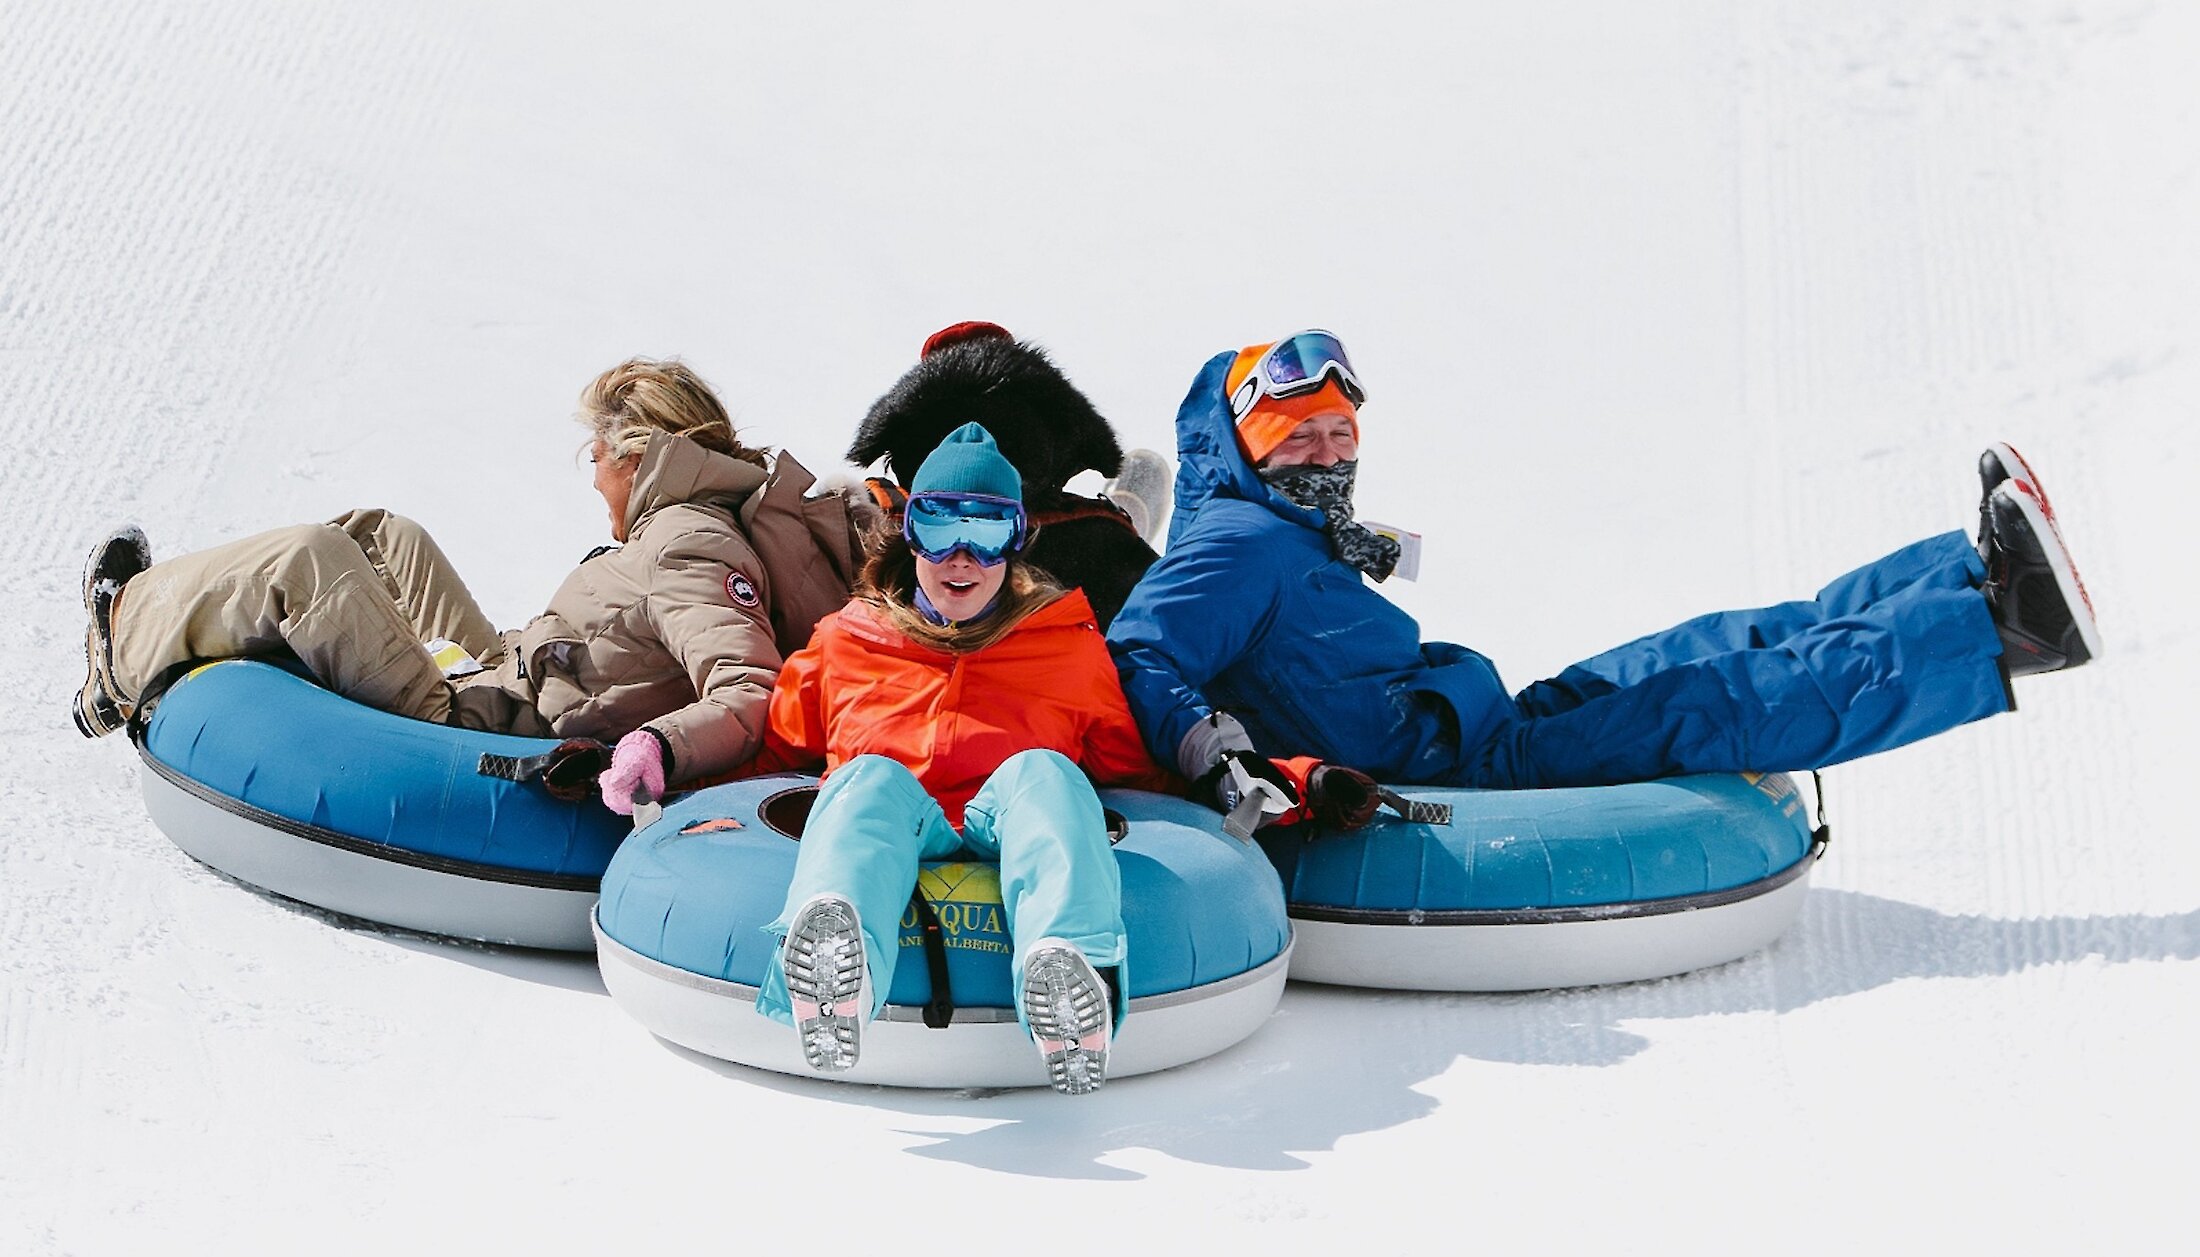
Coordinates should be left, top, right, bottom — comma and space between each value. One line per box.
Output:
1106, 352, 1514, 782
1109, 353, 2011, 790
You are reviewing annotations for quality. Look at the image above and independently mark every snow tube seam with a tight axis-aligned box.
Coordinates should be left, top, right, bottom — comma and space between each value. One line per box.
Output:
1285, 854, 1814, 927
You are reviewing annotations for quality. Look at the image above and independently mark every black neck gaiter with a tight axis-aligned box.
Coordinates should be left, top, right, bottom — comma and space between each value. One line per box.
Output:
1259, 460, 1400, 582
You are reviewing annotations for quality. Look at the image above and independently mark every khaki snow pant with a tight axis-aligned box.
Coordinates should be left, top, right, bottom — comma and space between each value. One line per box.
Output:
109, 509, 519, 728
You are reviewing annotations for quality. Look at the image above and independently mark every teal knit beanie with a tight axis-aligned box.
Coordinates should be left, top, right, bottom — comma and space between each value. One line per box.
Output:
909, 422, 1023, 502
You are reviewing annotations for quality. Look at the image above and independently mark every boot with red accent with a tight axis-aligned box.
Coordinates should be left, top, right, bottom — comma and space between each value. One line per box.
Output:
1982, 474, 2100, 679
1976, 442, 2059, 561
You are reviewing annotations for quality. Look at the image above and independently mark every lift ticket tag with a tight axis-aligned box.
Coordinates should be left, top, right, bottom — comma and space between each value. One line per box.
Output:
1360, 521, 1423, 582
424, 638, 484, 678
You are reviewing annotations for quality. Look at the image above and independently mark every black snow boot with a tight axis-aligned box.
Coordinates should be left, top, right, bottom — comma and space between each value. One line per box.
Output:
74, 525, 152, 737
1982, 482, 2099, 679
1976, 441, 2049, 563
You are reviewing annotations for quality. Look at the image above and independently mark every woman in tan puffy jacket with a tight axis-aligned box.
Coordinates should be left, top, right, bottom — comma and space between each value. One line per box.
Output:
73, 358, 820, 812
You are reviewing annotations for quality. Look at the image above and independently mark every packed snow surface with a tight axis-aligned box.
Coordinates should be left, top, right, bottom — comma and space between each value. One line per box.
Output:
5, 2, 2194, 1250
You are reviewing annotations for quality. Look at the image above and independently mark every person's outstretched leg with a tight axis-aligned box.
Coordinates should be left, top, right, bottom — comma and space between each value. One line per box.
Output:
1469, 576, 2009, 788
960, 749, 1123, 1094
329, 509, 503, 664
106, 518, 456, 724
754, 756, 963, 1066
1515, 531, 1985, 717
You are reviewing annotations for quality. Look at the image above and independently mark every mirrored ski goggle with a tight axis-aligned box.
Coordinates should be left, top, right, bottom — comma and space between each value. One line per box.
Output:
1228, 329, 1368, 422
903, 492, 1027, 566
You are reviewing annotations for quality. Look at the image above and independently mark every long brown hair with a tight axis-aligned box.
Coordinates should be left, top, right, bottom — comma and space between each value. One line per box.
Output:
856, 515, 1061, 653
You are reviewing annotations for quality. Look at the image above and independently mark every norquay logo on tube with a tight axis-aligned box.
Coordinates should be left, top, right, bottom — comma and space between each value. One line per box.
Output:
899, 864, 1012, 955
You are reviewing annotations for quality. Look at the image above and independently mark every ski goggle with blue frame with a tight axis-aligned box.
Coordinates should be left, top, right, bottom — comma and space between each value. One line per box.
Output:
1228, 329, 1369, 421
902, 491, 1028, 566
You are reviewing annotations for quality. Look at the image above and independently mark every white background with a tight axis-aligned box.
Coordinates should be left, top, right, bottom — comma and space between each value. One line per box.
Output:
4, 1, 2194, 1250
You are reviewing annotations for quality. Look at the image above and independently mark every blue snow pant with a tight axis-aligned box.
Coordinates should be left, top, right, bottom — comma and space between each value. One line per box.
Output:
1459, 530, 2010, 788
754, 751, 1126, 1033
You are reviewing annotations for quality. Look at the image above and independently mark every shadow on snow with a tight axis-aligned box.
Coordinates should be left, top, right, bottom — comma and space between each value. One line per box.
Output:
638, 887, 2200, 1180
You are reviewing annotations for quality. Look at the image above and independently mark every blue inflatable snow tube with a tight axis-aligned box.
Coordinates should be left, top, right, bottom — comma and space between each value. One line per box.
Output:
596, 776, 1290, 1010
590, 775, 1295, 1086
1261, 772, 1821, 990
135, 659, 625, 948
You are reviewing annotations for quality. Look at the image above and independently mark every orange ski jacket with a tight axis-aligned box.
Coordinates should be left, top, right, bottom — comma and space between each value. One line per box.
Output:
752, 588, 1176, 827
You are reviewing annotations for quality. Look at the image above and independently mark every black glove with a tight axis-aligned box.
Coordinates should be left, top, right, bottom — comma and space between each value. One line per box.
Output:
1307, 763, 1382, 830
540, 738, 613, 803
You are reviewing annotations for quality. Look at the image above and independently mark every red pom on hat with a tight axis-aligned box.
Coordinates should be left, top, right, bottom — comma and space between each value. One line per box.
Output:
921, 321, 1015, 358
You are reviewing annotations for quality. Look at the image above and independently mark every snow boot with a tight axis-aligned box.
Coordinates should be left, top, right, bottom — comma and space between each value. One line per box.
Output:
782, 893, 869, 1073
1983, 481, 2100, 678
1022, 939, 1111, 1096
1104, 448, 1173, 544
74, 525, 152, 738
1976, 442, 2054, 560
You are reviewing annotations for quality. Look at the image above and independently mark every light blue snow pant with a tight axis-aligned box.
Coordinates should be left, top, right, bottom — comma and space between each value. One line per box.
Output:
754, 751, 1126, 1033
1467, 530, 2010, 788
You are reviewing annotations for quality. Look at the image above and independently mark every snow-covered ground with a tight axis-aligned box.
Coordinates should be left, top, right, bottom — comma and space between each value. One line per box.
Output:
6, 1, 2195, 1249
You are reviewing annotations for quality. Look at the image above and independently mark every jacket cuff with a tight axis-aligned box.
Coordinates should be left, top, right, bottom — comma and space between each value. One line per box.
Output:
641, 726, 675, 779
1174, 711, 1254, 782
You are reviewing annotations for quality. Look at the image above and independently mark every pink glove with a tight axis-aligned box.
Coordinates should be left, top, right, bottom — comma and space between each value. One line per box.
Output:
599, 730, 667, 816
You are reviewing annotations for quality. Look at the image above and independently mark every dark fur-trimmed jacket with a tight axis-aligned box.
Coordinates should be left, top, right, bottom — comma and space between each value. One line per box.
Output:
848, 333, 1157, 628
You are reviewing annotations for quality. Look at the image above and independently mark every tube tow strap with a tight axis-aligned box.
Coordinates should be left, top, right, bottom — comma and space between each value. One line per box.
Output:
908, 890, 955, 1029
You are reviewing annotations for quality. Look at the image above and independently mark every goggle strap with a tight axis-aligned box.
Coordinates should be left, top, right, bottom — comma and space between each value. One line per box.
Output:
865, 477, 909, 517
1232, 332, 1366, 420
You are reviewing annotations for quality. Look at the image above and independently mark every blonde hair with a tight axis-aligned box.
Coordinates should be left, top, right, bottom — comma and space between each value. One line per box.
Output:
856, 517, 1062, 653
577, 357, 765, 467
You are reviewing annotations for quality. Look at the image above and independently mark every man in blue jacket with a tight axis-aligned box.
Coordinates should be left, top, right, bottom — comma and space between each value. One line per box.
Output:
1106, 331, 2099, 825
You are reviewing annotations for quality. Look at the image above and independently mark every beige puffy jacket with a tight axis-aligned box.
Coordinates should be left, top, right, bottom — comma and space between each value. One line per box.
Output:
464, 431, 788, 784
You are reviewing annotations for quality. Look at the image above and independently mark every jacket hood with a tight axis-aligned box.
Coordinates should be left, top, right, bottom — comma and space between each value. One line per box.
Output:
626, 430, 768, 535
1166, 350, 1325, 551
848, 336, 1123, 495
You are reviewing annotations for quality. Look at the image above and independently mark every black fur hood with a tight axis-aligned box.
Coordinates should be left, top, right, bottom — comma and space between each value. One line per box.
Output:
848, 336, 1123, 495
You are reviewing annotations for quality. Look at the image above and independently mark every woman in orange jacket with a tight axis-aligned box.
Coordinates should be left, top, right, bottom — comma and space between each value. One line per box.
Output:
750, 422, 1173, 1095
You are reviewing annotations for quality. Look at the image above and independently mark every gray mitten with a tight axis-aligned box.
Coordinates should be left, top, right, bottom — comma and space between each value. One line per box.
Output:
1104, 448, 1174, 543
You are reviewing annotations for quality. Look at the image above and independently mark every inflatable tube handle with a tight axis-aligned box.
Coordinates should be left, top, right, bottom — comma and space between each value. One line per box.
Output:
1376, 786, 1452, 826
477, 750, 550, 783
476, 738, 611, 803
